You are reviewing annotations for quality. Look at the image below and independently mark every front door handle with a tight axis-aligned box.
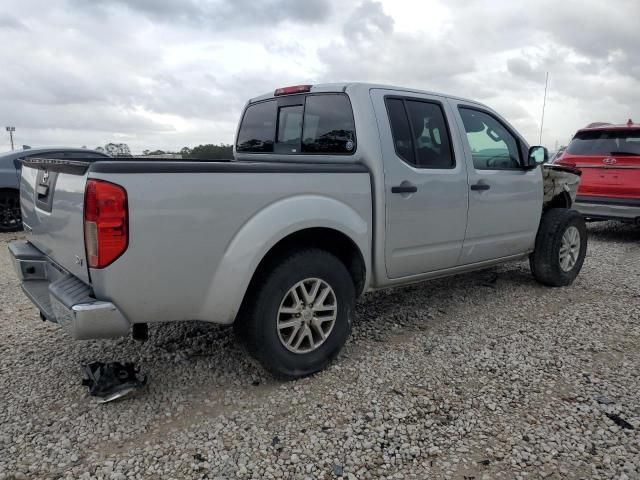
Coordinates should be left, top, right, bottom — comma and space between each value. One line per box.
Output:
470, 183, 490, 191
391, 183, 418, 194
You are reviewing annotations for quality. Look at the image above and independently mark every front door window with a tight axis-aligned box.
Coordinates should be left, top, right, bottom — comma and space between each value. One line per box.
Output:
458, 108, 521, 170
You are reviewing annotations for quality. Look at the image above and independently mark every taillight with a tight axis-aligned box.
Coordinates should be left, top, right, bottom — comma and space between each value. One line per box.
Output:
274, 85, 312, 96
84, 179, 128, 269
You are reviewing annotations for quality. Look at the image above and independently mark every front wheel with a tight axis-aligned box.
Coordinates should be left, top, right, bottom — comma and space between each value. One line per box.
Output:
530, 208, 587, 287
235, 249, 355, 379
0, 190, 22, 233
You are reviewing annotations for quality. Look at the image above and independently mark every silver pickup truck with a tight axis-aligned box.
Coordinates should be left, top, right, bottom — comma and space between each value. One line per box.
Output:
10, 83, 586, 379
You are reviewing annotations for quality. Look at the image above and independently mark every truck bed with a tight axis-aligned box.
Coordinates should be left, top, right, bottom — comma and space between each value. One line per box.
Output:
18, 157, 372, 331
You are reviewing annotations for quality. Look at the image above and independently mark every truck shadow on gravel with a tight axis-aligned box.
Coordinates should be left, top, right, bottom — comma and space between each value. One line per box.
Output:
91, 220, 633, 390
586, 220, 640, 243
137, 262, 538, 389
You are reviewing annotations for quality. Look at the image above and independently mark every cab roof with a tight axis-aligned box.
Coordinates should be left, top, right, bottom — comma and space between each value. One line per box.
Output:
249, 82, 487, 108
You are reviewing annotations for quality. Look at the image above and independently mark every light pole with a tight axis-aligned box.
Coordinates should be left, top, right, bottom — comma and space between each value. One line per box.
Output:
5, 126, 15, 150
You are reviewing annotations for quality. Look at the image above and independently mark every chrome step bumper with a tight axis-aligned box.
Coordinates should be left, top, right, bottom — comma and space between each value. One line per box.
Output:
9, 241, 130, 339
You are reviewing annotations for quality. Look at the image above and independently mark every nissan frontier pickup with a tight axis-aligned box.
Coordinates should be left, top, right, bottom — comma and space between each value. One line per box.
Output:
10, 83, 585, 379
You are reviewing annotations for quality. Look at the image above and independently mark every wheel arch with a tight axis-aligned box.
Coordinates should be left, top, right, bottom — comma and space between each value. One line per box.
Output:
544, 191, 573, 211
198, 194, 371, 324
248, 227, 367, 297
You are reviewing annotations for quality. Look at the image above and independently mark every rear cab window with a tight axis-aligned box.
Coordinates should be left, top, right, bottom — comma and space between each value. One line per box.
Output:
276, 105, 303, 153
236, 93, 356, 155
236, 101, 277, 153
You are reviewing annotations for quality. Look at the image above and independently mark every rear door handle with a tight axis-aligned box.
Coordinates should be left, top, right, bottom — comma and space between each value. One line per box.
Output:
470, 183, 490, 191
391, 183, 418, 194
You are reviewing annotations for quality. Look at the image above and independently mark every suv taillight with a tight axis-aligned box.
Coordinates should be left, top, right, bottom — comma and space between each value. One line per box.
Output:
84, 179, 128, 269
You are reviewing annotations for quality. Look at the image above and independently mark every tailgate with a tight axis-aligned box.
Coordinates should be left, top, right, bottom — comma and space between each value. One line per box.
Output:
561, 154, 640, 199
20, 158, 91, 283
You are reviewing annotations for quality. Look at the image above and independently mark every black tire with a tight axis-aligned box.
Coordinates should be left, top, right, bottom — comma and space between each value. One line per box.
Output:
530, 208, 587, 287
0, 189, 22, 233
235, 248, 355, 379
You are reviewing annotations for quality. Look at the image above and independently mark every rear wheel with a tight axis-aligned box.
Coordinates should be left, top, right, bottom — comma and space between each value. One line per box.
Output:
235, 248, 355, 379
0, 190, 22, 232
530, 208, 587, 287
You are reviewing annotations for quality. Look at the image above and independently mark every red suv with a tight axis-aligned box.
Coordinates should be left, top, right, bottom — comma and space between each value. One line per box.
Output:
555, 120, 640, 222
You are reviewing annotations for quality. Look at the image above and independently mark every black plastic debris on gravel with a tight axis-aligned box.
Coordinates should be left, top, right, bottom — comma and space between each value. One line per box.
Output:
605, 412, 635, 430
81, 361, 147, 403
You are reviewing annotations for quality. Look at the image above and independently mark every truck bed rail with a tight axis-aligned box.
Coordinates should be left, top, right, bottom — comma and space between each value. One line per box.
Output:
21, 157, 369, 175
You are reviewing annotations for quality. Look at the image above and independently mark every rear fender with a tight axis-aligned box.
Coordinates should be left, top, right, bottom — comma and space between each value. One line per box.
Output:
199, 195, 370, 323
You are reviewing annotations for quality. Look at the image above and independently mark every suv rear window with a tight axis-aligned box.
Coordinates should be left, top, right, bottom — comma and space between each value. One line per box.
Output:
566, 129, 640, 156
236, 94, 356, 155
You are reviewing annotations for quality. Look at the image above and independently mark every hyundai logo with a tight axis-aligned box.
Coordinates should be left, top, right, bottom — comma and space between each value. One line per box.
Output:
603, 157, 617, 165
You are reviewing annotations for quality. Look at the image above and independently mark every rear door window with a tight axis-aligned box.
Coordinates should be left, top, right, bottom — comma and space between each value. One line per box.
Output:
566, 130, 640, 156
385, 97, 455, 169
385, 98, 415, 165
236, 94, 356, 155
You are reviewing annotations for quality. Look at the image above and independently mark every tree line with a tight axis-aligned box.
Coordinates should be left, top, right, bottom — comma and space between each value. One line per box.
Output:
142, 144, 233, 159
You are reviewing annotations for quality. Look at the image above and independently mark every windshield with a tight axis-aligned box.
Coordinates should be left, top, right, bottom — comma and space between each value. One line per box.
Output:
566, 129, 640, 156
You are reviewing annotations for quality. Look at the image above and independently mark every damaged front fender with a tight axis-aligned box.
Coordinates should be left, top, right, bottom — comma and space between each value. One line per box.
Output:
542, 164, 582, 208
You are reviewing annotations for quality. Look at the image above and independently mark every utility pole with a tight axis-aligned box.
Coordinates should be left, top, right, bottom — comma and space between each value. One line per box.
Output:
5, 126, 15, 150
539, 72, 549, 145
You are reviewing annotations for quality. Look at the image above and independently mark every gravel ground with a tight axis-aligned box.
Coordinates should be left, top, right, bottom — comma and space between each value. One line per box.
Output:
0, 222, 639, 480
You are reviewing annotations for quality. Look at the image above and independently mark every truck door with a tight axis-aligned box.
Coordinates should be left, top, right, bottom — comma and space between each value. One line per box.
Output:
371, 89, 469, 279
449, 100, 542, 265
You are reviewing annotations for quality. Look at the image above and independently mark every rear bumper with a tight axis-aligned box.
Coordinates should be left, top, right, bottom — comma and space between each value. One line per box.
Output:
575, 196, 640, 221
9, 240, 130, 339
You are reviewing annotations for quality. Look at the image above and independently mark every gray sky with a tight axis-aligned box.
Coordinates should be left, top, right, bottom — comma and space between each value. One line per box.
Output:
1, 0, 638, 153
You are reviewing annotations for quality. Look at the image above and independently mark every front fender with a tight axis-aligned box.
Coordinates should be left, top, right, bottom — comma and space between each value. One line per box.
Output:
199, 194, 371, 324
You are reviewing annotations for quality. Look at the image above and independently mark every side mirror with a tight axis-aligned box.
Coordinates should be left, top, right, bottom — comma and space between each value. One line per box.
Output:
527, 145, 548, 168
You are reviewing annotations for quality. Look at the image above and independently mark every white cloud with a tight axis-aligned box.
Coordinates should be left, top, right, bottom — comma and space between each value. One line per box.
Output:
0, 0, 638, 152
